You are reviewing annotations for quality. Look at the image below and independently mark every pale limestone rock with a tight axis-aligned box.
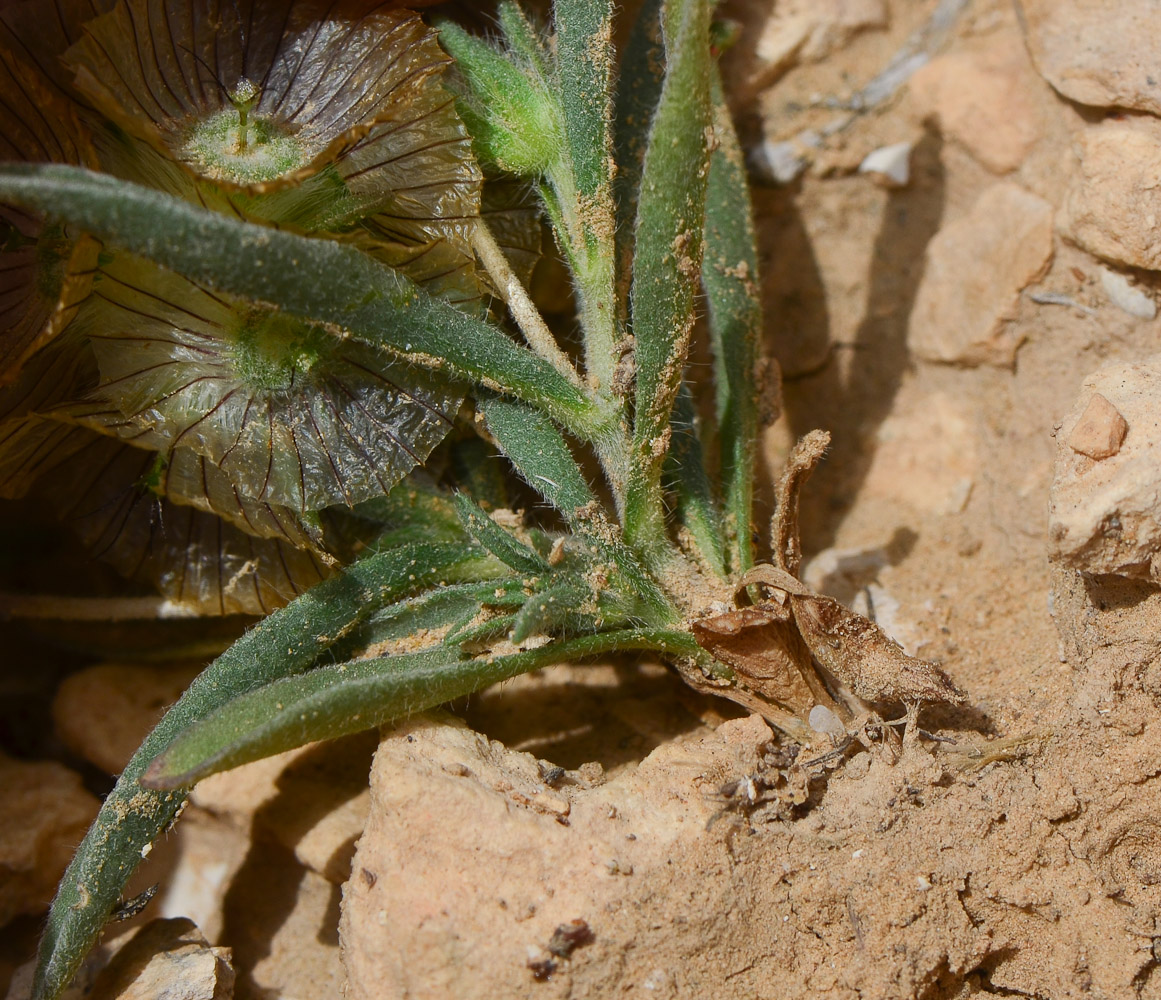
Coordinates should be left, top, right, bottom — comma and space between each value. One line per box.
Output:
752, 15, 812, 90
53, 663, 199, 774
751, 137, 810, 185
1017, 0, 1161, 116
860, 390, 978, 517
230, 863, 346, 1000
1067, 393, 1127, 461
154, 807, 251, 943
85, 918, 233, 1000
145, 737, 372, 997
0, 754, 98, 926
341, 712, 779, 1000
909, 183, 1053, 366
1060, 119, 1161, 271
1050, 357, 1161, 581
754, 0, 887, 81
908, 39, 1041, 174
149, 807, 345, 999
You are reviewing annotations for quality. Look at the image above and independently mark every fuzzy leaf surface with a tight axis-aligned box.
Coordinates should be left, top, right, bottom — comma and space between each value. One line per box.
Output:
31, 539, 504, 1000
143, 627, 703, 788
624, 0, 713, 561
478, 395, 596, 519
454, 492, 550, 574
0, 165, 615, 441
704, 68, 763, 575
480, 396, 676, 624
665, 385, 725, 578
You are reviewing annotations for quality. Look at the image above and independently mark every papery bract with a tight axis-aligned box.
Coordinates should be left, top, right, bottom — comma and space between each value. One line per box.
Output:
75, 254, 463, 511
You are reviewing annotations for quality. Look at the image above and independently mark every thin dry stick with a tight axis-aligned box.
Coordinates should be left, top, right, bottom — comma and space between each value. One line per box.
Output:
471, 222, 584, 386
0, 593, 202, 621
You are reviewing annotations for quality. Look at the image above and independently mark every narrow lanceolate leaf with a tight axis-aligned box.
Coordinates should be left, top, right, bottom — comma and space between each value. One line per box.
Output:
704, 67, 764, 577
453, 492, 549, 574
497, 2, 550, 76
552, 0, 619, 389
612, 0, 665, 304
357, 578, 529, 645
554, 0, 613, 200
0, 165, 617, 443
624, 0, 713, 564
665, 385, 726, 579
480, 396, 677, 625
327, 578, 528, 662
31, 540, 505, 1000
143, 628, 703, 788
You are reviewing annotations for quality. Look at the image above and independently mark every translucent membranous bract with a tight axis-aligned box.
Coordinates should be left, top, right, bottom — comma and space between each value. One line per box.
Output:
77, 254, 462, 511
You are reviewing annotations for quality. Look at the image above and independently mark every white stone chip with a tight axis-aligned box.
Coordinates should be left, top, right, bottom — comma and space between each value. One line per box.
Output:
859, 141, 912, 187
1099, 268, 1156, 320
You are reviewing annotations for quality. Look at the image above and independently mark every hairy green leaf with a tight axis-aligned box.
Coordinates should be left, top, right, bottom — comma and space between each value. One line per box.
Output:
552, 0, 619, 390
444, 611, 518, 646
335, 578, 529, 656
480, 395, 675, 624
623, 0, 713, 563
31, 539, 504, 1000
704, 67, 763, 576
497, 2, 550, 75
478, 395, 597, 519
554, 0, 613, 210
665, 385, 726, 578
143, 627, 702, 788
0, 165, 617, 442
454, 492, 550, 574
612, 0, 664, 303
510, 577, 590, 641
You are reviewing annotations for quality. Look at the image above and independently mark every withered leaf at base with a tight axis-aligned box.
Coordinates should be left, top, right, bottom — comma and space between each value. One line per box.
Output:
692, 601, 836, 718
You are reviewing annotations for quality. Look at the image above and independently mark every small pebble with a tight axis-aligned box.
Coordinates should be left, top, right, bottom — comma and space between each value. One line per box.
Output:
809, 704, 845, 738
750, 139, 808, 184
1068, 393, 1128, 460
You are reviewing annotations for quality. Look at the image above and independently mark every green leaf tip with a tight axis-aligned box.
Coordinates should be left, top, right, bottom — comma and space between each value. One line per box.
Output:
453, 492, 550, 574
438, 20, 562, 176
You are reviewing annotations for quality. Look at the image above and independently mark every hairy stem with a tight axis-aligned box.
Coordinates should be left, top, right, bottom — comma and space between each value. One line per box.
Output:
471, 222, 581, 385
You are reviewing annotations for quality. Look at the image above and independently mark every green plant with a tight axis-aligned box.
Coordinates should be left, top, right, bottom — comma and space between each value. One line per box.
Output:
0, 1, 963, 996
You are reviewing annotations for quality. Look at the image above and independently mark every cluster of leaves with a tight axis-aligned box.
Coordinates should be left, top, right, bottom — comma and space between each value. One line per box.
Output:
0, 0, 792, 996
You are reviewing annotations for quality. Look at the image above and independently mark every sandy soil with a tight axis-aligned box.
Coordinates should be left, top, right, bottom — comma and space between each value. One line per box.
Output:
4, 0, 1161, 998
